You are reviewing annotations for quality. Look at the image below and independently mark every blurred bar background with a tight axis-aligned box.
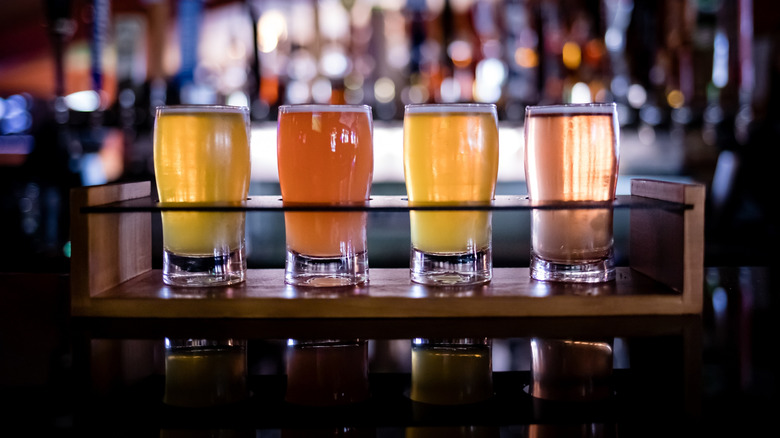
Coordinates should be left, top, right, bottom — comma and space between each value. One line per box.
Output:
1, 0, 777, 273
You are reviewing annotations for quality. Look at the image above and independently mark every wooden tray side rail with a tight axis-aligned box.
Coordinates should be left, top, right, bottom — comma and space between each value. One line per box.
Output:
69, 179, 705, 318
70, 182, 153, 315
629, 179, 705, 314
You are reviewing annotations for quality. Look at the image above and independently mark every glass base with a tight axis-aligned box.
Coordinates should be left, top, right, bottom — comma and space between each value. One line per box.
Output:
410, 247, 492, 286
529, 250, 615, 283
163, 248, 246, 287
285, 250, 368, 287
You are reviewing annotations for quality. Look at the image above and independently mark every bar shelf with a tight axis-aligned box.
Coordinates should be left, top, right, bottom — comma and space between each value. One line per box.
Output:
69, 178, 705, 320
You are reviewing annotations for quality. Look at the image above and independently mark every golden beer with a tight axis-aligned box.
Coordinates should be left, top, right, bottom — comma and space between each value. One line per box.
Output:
524, 103, 619, 282
403, 104, 499, 285
153, 105, 251, 287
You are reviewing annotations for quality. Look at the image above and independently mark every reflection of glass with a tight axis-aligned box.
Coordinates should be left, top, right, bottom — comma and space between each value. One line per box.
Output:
403, 104, 499, 286
529, 338, 613, 402
161, 429, 254, 438
277, 105, 374, 287
526, 423, 617, 438
281, 427, 375, 438
284, 339, 370, 406
163, 338, 248, 407
153, 105, 251, 287
524, 103, 619, 283
406, 426, 499, 438
410, 338, 493, 405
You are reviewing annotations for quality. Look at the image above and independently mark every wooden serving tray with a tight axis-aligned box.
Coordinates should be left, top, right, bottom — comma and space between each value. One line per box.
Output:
69, 179, 705, 318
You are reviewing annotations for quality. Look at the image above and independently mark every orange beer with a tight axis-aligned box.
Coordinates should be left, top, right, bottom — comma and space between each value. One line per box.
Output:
277, 105, 373, 286
524, 103, 619, 282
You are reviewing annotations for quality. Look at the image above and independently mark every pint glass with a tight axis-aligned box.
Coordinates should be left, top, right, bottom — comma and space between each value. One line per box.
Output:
153, 105, 251, 287
277, 105, 373, 287
403, 104, 499, 286
524, 103, 619, 283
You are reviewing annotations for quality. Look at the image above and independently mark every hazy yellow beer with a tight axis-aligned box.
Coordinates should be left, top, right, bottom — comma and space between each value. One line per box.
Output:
403, 104, 499, 285
524, 103, 619, 282
153, 105, 251, 287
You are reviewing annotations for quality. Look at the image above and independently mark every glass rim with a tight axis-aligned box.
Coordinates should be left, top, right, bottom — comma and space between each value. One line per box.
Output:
525, 102, 617, 116
155, 104, 249, 114
405, 103, 497, 114
278, 104, 372, 114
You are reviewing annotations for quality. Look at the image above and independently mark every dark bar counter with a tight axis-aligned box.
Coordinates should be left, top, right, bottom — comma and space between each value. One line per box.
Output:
1, 266, 776, 436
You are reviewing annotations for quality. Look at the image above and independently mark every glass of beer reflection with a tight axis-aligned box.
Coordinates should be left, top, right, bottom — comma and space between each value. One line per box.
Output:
529, 338, 614, 402
403, 104, 499, 286
277, 105, 373, 287
410, 338, 493, 405
163, 338, 248, 407
153, 105, 251, 287
285, 339, 370, 406
524, 103, 619, 283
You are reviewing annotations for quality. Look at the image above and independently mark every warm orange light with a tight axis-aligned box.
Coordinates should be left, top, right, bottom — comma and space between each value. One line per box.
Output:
583, 39, 605, 65
667, 89, 685, 108
562, 41, 582, 70
260, 76, 279, 104
514, 47, 539, 69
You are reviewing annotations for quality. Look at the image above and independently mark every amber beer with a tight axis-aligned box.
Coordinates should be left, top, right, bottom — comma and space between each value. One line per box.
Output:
524, 103, 619, 282
153, 105, 251, 287
277, 105, 373, 286
403, 104, 499, 285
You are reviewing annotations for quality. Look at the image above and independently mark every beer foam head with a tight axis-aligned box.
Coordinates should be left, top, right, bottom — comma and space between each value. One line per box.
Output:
279, 104, 371, 114
156, 105, 249, 115
526, 103, 616, 116
405, 103, 497, 114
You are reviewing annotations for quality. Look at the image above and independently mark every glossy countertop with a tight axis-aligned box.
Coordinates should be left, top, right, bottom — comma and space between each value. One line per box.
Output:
0, 266, 777, 437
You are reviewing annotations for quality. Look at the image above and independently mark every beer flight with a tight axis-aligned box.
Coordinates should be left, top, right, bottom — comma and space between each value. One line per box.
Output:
152, 102, 619, 288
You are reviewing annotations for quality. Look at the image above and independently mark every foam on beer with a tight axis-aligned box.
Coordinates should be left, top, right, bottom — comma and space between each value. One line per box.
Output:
405, 103, 497, 114
279, 104, 371, 113
526, 103, 616, 116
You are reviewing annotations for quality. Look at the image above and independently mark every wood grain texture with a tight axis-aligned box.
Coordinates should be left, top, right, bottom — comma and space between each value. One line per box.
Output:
630, 179, 705, 313
74, 267, 687, 318
70, 182, 152, 311
70, 179, 705, 319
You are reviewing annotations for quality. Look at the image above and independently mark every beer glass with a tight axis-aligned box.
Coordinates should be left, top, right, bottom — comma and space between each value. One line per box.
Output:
153, 105, 251, 287
403, 104, 499, 286
277, 105, 373, 287
524, 103, 619, 283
